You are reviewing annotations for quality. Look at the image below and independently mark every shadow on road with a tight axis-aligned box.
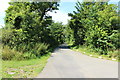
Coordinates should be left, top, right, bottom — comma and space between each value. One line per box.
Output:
58, 43, 75, 49
52, 44, 71, 54
52, 43, 74, 54
58, 45, 70, 49
58, 44, 71, 49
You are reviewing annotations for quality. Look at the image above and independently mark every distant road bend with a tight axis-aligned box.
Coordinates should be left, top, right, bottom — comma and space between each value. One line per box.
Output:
36, 44, 118, 78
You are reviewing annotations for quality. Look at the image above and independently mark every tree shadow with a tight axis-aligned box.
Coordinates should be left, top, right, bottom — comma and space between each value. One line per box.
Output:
58, 43, 75, 49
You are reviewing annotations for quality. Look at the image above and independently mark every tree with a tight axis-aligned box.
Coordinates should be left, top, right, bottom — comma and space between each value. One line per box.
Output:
49, 22, 65, 44
67, 1, 118, 54
4, 1, 59, 45
2, 1, 60, 58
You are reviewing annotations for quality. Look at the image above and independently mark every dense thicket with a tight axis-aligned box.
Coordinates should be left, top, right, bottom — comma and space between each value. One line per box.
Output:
2, 2, 65, 60
66, 1, 119, 55
49, 22, 65, 44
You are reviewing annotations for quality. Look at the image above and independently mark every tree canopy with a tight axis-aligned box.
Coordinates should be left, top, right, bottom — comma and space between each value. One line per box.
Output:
2, 1, 65, 60
66, 1, 119, 55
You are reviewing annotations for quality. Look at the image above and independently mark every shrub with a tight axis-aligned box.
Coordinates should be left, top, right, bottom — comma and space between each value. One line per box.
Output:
108, 50, 119, 59
15, 42, 49, 57
2, 42, 50, 60
2, 45, 21, 60
1, 28, 14, 45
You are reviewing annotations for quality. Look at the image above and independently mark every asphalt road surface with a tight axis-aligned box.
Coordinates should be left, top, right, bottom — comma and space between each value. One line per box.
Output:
36, 44, 118, 78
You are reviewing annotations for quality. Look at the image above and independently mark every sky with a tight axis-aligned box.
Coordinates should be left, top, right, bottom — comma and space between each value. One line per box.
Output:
0, 0, 119, 28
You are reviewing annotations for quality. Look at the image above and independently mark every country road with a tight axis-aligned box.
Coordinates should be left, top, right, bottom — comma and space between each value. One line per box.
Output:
36, 44, 118, 78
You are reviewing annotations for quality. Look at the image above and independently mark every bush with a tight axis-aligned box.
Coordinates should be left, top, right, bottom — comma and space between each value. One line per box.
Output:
2, 45, 22, 60
66, 2, 119, 56
16, 42, 49, 57
108, 50, 119, 59
2, 42, 49, 60
1, 28, 14, 45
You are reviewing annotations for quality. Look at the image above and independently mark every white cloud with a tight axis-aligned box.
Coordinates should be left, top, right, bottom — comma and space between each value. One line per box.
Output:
109, 0, 119, 2
0, 0, 10, 28
0, 24, 5, 28
0, 0, 10, 12
103, 0, 119, 2
0, 12, 5, 27
48, 10, 71, 25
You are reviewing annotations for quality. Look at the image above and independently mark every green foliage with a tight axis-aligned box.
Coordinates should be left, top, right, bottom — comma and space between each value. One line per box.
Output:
4, 2, 60, 45
15, 42, 49, 57
72, 45, 119, 61
108, 50, 119, 59
1, 28, 14, 45
66, 1, 119, 55
2, 2, 62, 60
2, 45, 17, 60
49, 22, 65, 44
2, 43, 49, 60
64, 23, 75, 45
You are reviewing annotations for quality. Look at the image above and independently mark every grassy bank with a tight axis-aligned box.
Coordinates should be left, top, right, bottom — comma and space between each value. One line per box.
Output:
71, 45, 119, 62
2, 54, 50, 78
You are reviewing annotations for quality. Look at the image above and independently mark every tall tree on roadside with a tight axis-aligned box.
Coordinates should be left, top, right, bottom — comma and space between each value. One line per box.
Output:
4, 1, 59, 47
67, 1, 118, 54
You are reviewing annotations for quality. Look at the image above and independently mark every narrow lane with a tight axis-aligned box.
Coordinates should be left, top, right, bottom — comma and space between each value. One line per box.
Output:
36, 45, 118, 78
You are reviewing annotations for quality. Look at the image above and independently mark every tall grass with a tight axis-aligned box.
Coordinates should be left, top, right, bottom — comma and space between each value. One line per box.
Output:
2, 45, 22, 60
72, 45, 119, 61
2, 42, 49, 61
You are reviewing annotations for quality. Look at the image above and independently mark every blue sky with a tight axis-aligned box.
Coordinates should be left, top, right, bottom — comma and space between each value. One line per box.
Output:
59, 2, 77, 13
50, 0, 119, 24
0, 0, 119, 28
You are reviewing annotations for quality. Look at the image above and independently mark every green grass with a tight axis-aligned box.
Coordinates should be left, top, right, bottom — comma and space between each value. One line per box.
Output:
71, 45, 119, 62
0, 59, 2, 80
2, 54, 50, 78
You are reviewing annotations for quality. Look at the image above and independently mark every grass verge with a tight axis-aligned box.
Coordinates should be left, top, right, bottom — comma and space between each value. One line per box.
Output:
71, 45, 119, 62
2, 53, 50, 78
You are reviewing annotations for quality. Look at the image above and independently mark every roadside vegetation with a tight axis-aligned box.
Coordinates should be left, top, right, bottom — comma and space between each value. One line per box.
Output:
2, 54, 50, 78
65, 1, 119, 61
71, 45, 119, 61
1, 1, 64, 78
